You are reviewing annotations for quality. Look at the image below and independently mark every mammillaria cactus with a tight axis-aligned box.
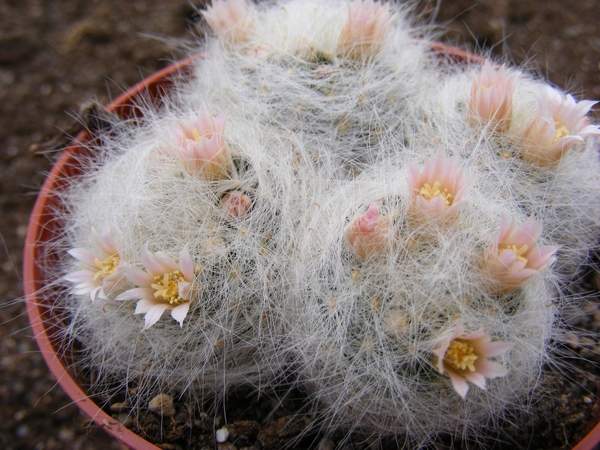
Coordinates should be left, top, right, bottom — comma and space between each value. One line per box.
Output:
50, 0, 600, 446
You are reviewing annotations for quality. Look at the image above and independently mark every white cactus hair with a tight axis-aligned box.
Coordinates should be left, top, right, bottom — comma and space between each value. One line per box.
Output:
288, 160, 557, 441
57, 100, 302, 409
44, 0, 600, 446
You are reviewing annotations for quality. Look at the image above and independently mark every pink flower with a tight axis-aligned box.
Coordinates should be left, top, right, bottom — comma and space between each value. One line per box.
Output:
65, 229, 123, 301
484, 216, 558, 293
221, 190, 252, 217
169, 106, 231, 180
521, 88, 600, 164
345, 203, 393, 258
470, 61, 518, 131
433, 325, 513, 399
116, 246, 195, 329
339, 0, 396, 59
202, 0, 253, 45
407, 150, 473, 220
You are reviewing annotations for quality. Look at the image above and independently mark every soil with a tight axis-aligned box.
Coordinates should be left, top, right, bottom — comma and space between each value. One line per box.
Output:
2, 0, 600, 449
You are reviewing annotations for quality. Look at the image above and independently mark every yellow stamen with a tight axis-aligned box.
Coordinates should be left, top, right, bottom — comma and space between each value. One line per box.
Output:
93, 255, 119, 281
191, 128, 204, 143
501, 244, 528, 264
552, 122, 570, 144
151, 270, 186, 306
420, 180, 453, 206
445, 339, 477, 372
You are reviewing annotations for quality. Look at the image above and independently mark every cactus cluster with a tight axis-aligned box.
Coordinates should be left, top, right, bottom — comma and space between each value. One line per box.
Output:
55, 0, 600, 445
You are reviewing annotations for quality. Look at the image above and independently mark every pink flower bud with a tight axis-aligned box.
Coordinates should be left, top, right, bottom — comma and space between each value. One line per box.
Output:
345, 203, 392, 258
202, 0, 254, 45
221, 191, 252, 217
339, 0, 396, 59
470, 61, 518, 131
169, 106, 231, 180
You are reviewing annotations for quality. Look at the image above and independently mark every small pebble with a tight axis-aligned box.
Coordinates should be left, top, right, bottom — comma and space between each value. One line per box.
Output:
317, 437, 335, 450
216, 426, 230, 443
15, 424, 28, 438
148, 393, 176, 417
565, 332, 580, 349
110, 401, 129, 413
57, 428, 74, 441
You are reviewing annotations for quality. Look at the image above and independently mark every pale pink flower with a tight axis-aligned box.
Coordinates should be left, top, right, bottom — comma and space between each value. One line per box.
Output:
116, 246, 195, 329
65, 229, 123, 301
407, 150, 473, 220
433, 325, 513, 399
470, 61, 518, 131
345, 203, 393, 258
221, 190, 252, 217
484, 216, 558, 293
521, 88, 600, 164
169, 106, 231, 180
339, 0, 396, 59
202, 0, 253, 45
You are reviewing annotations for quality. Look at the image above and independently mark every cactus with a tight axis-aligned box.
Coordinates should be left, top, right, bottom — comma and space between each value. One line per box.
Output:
54, 0, 600, 445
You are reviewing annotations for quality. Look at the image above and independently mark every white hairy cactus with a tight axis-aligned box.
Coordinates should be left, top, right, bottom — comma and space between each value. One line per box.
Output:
51, 0, 600, 445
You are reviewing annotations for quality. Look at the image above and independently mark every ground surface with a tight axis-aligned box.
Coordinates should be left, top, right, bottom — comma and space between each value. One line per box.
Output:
1, 0, 599, 449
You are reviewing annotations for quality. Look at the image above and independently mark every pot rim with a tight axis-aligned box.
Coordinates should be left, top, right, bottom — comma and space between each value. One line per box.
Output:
21, 44, 599, 449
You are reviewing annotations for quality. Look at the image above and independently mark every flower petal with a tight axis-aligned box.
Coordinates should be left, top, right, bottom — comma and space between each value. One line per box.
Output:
527, 245, 559, 271
93, 228, 119, 255
68, 248, 98, 266
475, 341, 513, 358
578, 124, 600, 136
144, 304, 171, 329
116, 287, 154, 301
463, 371, 487, 390
64, 270, 95, 283
475, 360, 508, 379
141, 249, 177, 276
171, 302, 190, 327
124, 265, 154, 287
179, 245, 194, 281
447, 369, 470, 399
135, 298, 157, 314
90, 286, 104, 301
178, 281, 193, 300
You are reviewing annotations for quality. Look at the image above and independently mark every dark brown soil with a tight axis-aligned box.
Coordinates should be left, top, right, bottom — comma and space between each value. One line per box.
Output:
2, 1, 600, 449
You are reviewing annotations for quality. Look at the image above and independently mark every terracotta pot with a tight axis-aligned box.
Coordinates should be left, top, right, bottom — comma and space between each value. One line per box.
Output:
22, 46, 600, 450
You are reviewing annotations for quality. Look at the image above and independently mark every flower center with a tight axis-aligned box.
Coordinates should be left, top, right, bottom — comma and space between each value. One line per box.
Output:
552, 122, 570, 144
445, 340, 477, 372
191, 128, 210, 143
93, 255, 119, 281
420, 181, 453, 206
151, 270, 187, 306
500, 244, 528, 264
